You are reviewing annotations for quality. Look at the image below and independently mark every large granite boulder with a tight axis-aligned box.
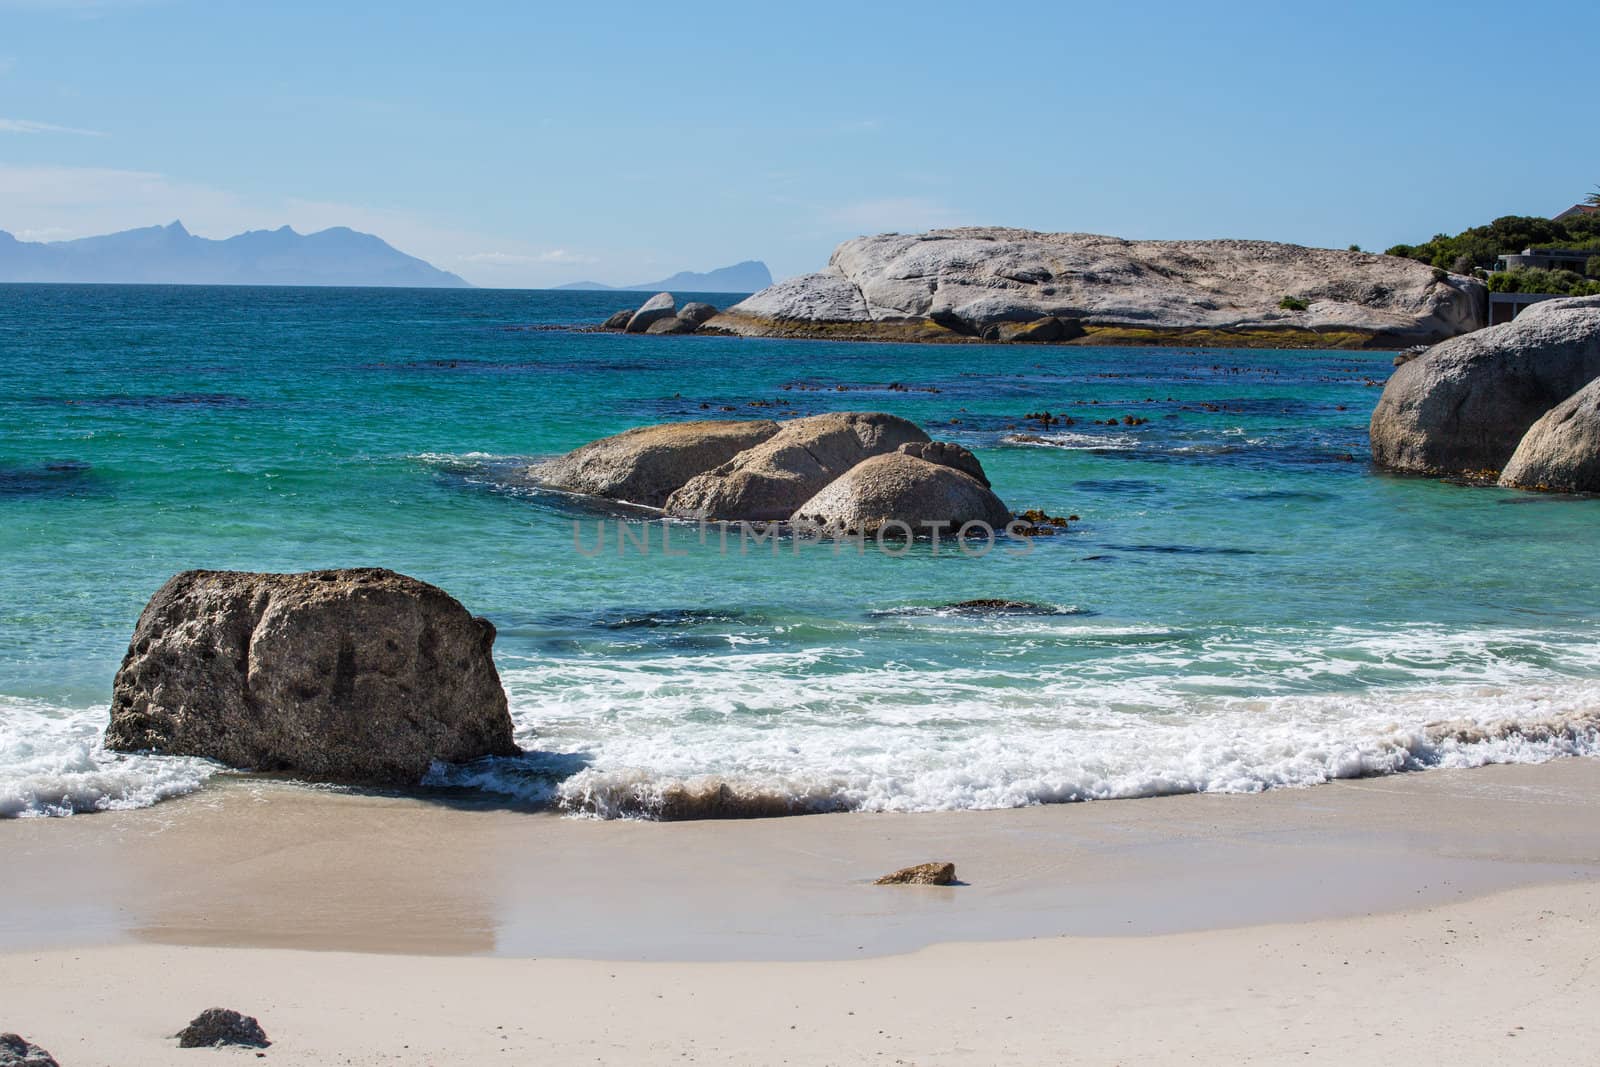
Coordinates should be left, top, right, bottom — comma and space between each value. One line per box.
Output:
1371, 296, 1600, 476
530, 419, 780, 508
791, 452, 1010, 537
600, 309, 633, 330
624, 292, 676, 333
707, 228, 1485, 347
664, 412, 929, 521
105, 568, 518, 786
1498, 376, 1600, 492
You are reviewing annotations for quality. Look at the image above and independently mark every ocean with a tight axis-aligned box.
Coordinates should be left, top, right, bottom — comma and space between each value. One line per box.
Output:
3, 282, 1598, 819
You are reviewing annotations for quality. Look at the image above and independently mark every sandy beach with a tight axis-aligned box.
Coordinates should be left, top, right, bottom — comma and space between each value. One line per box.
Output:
6, 757, 1600, 1064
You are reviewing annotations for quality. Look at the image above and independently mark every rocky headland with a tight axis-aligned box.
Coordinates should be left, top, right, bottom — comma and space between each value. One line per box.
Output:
700, 228, 1486, 348
1370, 296, 1600, 490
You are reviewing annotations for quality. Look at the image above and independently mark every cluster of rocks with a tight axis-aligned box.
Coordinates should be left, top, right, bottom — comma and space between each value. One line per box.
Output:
105, 568, 519, 786
599, 292, 720, 335
530, 411, 1014, 536
1370, 296, 1600, 492
702, 228, 1486, 348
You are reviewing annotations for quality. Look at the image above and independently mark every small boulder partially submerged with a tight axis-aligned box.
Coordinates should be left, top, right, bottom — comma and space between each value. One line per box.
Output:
176, 1009, 270, 1049
624, 292, 677, 333
1498, 376, 1600, 492
0, 1034, 59, 1067
791, 452, 1009, 536
601, 309, 634, 330
664, 412, 930, 521
875, 862, 957, 885
530, 419, 780, 508
1370, 296, 1600, 476
105, 568, 518, 786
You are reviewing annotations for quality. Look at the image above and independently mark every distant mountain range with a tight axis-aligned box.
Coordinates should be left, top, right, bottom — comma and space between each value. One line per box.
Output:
0, 221, 470, 287
557, 260, 772, 294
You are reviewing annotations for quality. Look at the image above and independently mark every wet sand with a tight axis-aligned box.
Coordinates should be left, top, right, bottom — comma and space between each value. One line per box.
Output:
4, 758, 1600, 1063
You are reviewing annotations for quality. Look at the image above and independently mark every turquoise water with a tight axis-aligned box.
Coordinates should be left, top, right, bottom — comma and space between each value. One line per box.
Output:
3, 283, 1599, 817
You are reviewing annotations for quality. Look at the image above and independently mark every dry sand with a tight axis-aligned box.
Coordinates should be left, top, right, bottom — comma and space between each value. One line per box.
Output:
4, 758, 1600, 1064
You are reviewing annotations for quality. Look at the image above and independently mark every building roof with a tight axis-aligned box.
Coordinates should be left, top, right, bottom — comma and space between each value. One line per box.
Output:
1554, 204, 1599, 222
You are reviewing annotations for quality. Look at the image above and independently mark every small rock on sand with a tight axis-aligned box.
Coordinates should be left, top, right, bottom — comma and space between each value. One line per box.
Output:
0, 1034, 59, 1067
176, 1008, 271, 1049
875, 862, 957, 885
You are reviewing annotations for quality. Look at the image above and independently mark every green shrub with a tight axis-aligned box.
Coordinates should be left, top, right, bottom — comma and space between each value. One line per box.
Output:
1488, 268, 1600, 296
1387, 213, 1600, 272
1278, 296, 1309, 311
1588, 256, 1600, 279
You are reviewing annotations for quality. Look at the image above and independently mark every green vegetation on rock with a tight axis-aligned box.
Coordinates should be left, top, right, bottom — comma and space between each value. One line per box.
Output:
1387, 214, 1600, 274
1487, 269, 1600, 297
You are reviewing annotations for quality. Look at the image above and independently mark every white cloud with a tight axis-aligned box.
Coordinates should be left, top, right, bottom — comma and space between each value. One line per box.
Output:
824, 196, 962, 234
0, 118, 104, 136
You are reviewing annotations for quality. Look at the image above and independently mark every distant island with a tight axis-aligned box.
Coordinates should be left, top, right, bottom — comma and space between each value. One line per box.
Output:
557, 260, 772, 294
0, 221, 470, 288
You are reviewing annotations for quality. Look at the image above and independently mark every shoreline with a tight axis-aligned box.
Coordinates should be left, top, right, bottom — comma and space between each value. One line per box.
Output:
6, 756, 1600, 961
694, 316, 1414, 350
5, 757, 1600, 1064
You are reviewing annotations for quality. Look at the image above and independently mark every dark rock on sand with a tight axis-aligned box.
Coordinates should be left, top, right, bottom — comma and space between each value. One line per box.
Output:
791, 452, 1010, 536
0, 1034, 59, 1067
176, 1009, 270, 1049
624, 292, 676, 333
105, 568, 517, 786
875, 862, 957, 885
530, 419, 780, 508
1370, 296, 1600, 476
897, 440, 990, 487
677, 301, 719, 326
1499, 377, 1600, 492
665, 412, 929, 521
601, 309, 634, 330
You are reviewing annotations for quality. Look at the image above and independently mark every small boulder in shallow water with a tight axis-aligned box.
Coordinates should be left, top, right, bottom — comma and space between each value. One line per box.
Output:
601, 309, 633, 330
624, 292, 677, 333
176, 1008, 270, 1049
646, 315, 698, 335
105, 568, 518, 786
0, 1034, 59, 1067
1498, 376, 1600, 493
677, 301, 719, 326
875, 862, 957, 885
791, 452, 1011, 537
530, 419, 780, 508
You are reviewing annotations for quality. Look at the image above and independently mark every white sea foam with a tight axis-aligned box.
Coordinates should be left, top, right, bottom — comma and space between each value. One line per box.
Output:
0, 696, 219, 818
13, 624, 1600, 820
459, 623, 1600, 818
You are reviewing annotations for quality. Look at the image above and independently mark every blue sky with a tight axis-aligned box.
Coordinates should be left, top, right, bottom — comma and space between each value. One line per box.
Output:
2, 0, 1596, 288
